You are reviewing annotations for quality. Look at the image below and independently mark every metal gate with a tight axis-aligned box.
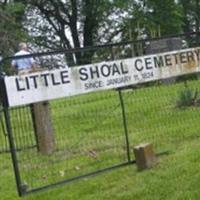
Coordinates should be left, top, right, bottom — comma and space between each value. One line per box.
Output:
0, 32, 200, 196
0, 84, 135, 196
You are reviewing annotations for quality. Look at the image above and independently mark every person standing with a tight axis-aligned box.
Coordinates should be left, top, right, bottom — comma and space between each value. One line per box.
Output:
11, 42, 37, 75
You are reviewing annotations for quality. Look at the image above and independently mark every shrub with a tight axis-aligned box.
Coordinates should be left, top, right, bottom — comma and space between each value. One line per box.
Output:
176, 87, 198, 108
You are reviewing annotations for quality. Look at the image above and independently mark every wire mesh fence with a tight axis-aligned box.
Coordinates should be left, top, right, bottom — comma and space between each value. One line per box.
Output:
0, 32, 200, 196
5, 90, 132, 194
3, 77, 200, 195
124, 79, 200, 150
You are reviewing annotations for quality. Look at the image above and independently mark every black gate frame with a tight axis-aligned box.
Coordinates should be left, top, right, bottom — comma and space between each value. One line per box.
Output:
0, 72, 136, 196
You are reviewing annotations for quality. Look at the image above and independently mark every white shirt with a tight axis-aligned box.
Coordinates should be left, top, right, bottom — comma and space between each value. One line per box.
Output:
12, 50, 35, 70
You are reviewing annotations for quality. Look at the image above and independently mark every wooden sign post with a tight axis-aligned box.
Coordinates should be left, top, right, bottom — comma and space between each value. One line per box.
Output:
31, 101, 55, 155
29, 68, 55, 155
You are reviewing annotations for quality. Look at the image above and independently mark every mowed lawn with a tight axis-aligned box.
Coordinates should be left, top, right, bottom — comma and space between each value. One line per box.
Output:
0, 78, 200, 200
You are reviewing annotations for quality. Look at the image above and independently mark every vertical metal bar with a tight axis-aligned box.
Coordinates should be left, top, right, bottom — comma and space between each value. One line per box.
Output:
2, 109, 9, 151
118, 89, 131, 162
4, 108, 24, 196
110, 45, 131, 162
0, 76, 24, 196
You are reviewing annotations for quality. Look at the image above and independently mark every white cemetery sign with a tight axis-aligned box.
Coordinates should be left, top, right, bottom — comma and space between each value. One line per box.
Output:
4, 46, 200, 107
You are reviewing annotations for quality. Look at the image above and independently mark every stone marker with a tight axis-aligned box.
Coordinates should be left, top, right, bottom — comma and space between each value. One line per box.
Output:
133, 143, 157, 171
145, 37, 182, 84
145, 37, 182, 54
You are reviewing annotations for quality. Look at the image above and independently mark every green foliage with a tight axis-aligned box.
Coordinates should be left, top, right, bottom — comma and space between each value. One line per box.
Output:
176, 85, 198, 108
145, 0, 183, 36
178, 0, 200, 34
0, 3, 27, 57
0, 0, 198, 66
0, 0, 199, 61
123, 0, 183, 41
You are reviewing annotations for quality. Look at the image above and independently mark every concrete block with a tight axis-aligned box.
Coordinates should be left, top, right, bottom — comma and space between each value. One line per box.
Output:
134, 143, 157, 171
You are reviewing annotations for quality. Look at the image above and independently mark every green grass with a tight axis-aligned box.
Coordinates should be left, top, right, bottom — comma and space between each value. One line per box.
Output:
1, 79, 200, 199
1, 138, 200, 200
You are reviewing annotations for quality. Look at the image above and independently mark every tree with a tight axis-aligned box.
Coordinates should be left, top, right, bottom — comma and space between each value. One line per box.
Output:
145, 0, 183, 36
178, 0, 200, 44
178, 0, 200, 32
0, 1, 27, 58
19, 0, 128, 65
122, 0, 183, 42
2, 0, 198, 68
